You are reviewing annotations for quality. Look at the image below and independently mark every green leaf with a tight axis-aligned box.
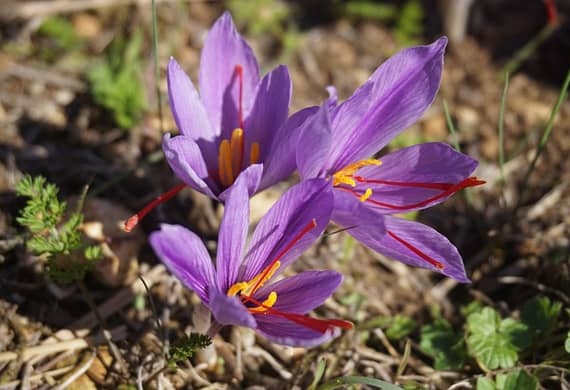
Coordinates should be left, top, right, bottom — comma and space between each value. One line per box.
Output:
386, 315, 417, 341
466, 307, 530, 369
476, 377, 496, 390
420, 317, 467, 370
168, 333, 212, 367
521, 296, 561, 338
565, 330, 570, 354
502, 370, 538, 390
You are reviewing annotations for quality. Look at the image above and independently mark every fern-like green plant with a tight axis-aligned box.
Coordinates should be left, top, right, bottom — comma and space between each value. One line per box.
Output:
16, 175, 101, 283
88, 30, 147, 129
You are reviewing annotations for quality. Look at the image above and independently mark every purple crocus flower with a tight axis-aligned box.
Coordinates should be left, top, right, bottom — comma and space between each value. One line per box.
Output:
295, 37, 484, 282
150, 176, 352, 347
164, 11, 307, 198
125, 12, 308, 231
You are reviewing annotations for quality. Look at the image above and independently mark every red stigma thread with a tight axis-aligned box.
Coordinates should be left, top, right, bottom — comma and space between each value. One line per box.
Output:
544, 0, 558, 25
245, 295, 353, 333
387, 230, 444, 270
124, 183, 186, 232
346, 176, 485, 210
248, 219, 317, 296
235, 65, 244, 129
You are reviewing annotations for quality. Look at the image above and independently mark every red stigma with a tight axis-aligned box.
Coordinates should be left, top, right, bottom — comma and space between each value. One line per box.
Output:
345, 176, 484, 211
123, 183, 186, 232
235, 65, 244, 129
544, 0, 558, 25
387, 230, 444, 270
245, 296, 353, 333
249, 219, 317, 294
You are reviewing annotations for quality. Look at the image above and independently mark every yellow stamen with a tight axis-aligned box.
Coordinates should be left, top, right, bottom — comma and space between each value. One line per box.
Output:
230, 128, 244, 177
218, 139, 233, 187
226, 260, 281, 298
359, 188, 373, 202
250, 142, 260, 164
332, 158, 382, 187
227, 281, 248, 297
248, 291, 277, 313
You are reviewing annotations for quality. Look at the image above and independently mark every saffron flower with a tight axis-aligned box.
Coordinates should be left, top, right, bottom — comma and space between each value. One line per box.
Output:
295, 37, 484, 282
124, 12, 309, 232
149, 176, 352, 347
164, 12, 307, 198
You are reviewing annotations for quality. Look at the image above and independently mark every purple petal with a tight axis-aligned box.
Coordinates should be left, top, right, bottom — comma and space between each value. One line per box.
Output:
260, 105, 319, 190
242, 179, 333, 281
244, 65, 291, 163
331, 189, 387, 244
162, 133, 218, 198
209, 290, 256, 328
324, 81, 374, 169
330, 37, 447, 171
351, 142, 479, 213
216, 174, 249, 291
150, 224, 217, 303
357, 215, 469, 282
199, 11, 260, 130
167, 58, 216, 152
255, 316, 340, 347
218, 163, 263, 201
255, 270, 342, 314
296, 103, 332, 179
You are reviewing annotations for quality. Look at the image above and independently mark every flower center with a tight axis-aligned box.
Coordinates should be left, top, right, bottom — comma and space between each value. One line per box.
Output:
216, 65, 261, 188
227, 260, 281, 313
217, 128, 260, 188
331, 158, 486, 272
332, 159, 382, 187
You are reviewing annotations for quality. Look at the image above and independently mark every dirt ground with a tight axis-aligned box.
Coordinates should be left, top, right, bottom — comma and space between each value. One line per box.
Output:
0, 1, 569, 389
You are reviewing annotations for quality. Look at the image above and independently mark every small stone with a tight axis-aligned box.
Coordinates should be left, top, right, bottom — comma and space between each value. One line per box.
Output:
422, 112, 448, 140
455, 105, 479, 130
72, 13, 101, 39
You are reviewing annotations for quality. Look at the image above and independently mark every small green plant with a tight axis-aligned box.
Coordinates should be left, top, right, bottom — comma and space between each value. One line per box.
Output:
87, 30, 147, 129
168, 333, 212, 367
37, 15, 83, 61
476, 369, 538, 390
419, 296, 567, 387
466, 306, 530, 370
342, 0, 424, 45
393, 0, 424, 45
420, 315, 467, 370
16, 174, 101, 283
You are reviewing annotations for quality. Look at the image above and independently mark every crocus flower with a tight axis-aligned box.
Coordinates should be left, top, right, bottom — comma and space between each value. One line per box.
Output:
165, 11, 308, 196
150, 176, 352, 347
125, 12, 308, 231
295, 37, 484, 282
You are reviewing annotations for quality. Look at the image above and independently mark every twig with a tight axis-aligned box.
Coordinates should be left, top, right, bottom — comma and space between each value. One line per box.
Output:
0, 326, 126, 363
517, 69, 570, 207
70, 264, 165, 330
77, 279, 129, 376
54, 349, 96, 390
0, 0, 180, 21
0, 366, 74, 390
498, 276, 570, 304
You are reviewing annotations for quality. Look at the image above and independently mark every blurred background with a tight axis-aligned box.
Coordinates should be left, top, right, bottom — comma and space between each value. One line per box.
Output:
0, 1, 569, 388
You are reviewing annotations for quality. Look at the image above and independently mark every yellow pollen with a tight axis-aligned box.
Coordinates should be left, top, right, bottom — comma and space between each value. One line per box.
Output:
230, 128, 244, 177
248, 291, 277, 313
332, 159, 381, 187
227, 261, 281, 298
227, 281, 248, 297
218, 139, 233, 187
359, 188, 373, 202
250, 142, 260, 164
218, 129, 262, 187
